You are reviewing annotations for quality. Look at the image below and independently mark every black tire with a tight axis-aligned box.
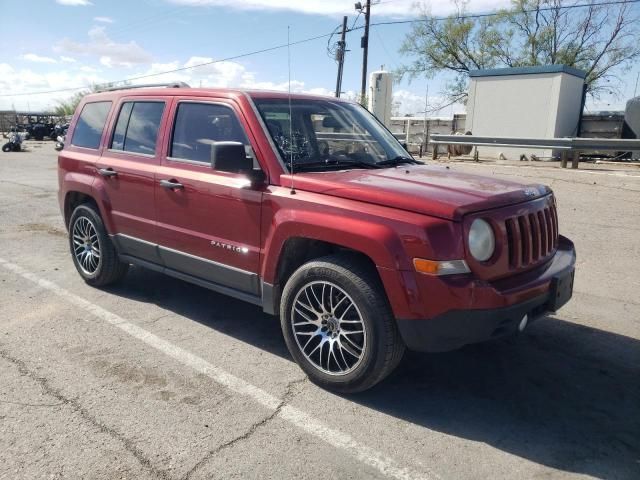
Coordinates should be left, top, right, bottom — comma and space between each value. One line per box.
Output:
280, 254, 405, 393
2, 143, 11, 152
68, 204, 128, 286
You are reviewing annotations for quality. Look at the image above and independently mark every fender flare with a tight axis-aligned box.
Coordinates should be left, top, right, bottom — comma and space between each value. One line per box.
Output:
62, 173, 115, 234
261, 209, 411, 284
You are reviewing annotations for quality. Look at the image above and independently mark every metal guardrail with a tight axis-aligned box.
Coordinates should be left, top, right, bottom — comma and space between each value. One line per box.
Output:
429, 134, 640, 168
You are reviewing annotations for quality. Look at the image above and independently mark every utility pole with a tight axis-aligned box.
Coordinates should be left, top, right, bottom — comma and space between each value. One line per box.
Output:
335, 16, 348, 98
358, 0, 371, 106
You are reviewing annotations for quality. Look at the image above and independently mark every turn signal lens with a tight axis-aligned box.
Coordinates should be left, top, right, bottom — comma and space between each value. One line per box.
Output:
413, 258, 470, 276
413, 259, 439, 274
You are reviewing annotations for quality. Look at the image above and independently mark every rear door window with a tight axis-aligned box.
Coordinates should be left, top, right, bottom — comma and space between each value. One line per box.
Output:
71, 101, 112, 149
110, 101, 165, 155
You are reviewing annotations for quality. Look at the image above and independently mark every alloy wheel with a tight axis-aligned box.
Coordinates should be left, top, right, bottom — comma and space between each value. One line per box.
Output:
72, 216, 101, 275
291, 281, 367, 376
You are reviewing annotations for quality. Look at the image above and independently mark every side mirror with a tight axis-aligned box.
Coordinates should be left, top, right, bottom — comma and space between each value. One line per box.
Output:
211, 141, 253, 172
211, 141, 266, 187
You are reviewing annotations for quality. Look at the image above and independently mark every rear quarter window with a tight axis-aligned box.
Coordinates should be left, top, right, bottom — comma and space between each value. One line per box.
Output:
71, 101, 112, 149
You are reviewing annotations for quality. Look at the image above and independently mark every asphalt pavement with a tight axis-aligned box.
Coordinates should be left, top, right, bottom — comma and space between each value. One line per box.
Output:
1, 141, 638, 480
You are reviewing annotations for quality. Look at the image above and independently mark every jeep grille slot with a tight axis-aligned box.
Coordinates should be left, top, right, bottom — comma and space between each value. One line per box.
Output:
505, 202, 558, 269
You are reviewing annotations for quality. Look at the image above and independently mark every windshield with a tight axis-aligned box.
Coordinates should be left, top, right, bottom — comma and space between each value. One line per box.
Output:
252, 98, 412, 172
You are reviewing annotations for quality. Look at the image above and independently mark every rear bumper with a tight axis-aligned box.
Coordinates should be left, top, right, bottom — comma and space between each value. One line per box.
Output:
396, 236, 576, 352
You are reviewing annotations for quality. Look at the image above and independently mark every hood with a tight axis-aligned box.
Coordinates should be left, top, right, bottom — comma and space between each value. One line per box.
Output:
283, 165, 550, 220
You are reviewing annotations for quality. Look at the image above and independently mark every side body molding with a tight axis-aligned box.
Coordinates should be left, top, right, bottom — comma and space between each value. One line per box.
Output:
111, 234, 262, 306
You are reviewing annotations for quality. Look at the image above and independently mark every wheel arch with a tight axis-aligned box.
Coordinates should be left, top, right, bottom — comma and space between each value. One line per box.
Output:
63, 177, 114, 233
261, 212, 411, 317
64, 191, 98, 228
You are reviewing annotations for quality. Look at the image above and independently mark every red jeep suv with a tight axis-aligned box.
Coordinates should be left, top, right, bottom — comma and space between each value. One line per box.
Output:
58, 84, 576, 392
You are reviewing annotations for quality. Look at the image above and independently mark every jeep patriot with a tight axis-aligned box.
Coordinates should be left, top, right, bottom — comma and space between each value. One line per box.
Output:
58, 85, 576, 392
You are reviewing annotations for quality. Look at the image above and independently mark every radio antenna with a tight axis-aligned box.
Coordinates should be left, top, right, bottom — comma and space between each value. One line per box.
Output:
287, 25, 296, 195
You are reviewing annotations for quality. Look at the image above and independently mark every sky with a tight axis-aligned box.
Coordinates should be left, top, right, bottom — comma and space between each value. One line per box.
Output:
0, 0, 638, 115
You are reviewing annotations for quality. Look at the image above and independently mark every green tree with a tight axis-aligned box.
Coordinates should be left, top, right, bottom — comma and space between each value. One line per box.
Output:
53, 90, 87, 116
398, 0, 640, 107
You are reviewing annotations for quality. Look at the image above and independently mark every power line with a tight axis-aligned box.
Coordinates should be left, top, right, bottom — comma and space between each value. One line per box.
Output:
5, 0, 638, 98
361, 0, 640, 29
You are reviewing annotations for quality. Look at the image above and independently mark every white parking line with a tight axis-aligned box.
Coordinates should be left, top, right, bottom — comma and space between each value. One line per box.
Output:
0, 257, 437, 480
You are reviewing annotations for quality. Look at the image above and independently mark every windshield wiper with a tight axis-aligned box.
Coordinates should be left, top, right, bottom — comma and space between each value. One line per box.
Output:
293, 158, 381, 172
376, 156, 423, 167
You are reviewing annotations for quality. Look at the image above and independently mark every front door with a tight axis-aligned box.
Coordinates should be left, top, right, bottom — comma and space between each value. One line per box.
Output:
155, 99, 263, 296
97, 97, 168, 262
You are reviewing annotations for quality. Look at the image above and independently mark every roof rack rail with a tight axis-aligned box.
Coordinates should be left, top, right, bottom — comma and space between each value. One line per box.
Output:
99, 82, 191, 92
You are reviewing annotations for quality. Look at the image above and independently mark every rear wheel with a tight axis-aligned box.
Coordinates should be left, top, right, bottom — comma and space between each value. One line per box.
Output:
280, 254, 405, 393
2, 143, 11, 152
69, 204, 128, 286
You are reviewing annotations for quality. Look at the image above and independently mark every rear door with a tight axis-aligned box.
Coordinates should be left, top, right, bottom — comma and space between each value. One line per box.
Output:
155, 98, 263, 296
96, 97, 168, 262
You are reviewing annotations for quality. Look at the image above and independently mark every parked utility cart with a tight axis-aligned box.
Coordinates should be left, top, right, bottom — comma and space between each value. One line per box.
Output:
58, 85, 576, 392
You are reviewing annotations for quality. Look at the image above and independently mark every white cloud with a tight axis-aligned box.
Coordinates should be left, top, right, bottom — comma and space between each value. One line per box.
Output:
93, 16, 114, 23
0, 56, 464, 117
55, 26, 152, 68
167, 0, 511, 17
56, 0, 92, 5
0, 63, 105, 110
60, 56, 77, 63
126, 57, 335, 98
305, 87, 335, 96
22, 53, 57, 64
79, 66, 100, 73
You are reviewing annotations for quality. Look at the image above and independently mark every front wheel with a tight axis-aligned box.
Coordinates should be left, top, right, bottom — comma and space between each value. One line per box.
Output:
280, 254, 405, 393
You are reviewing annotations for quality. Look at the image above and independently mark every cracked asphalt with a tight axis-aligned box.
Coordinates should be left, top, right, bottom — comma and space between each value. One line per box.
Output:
0, 141, 639, 480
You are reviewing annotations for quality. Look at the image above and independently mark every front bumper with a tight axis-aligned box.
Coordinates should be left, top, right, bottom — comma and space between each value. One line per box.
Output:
396, 236, 576, 352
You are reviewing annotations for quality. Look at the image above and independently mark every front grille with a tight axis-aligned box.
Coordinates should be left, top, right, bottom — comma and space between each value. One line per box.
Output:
504, 202, 558, 269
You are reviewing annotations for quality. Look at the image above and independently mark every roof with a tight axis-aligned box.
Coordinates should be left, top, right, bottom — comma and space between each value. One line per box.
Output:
469, 65, 587, 80
83, 87, 352, 103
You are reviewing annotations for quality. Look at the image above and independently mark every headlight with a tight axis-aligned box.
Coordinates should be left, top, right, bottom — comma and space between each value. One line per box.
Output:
468, 219, 495, 262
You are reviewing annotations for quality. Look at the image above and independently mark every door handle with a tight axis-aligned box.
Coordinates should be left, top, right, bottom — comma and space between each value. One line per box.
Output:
98, 167, 117, 177
159, 179, 184, 190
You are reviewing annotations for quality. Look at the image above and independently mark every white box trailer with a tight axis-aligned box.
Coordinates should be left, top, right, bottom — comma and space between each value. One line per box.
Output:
465, 65, 586, 160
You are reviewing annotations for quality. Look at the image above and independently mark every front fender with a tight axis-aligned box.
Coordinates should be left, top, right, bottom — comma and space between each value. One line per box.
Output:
262, 209, 409, 283
262, 208, 425, 319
